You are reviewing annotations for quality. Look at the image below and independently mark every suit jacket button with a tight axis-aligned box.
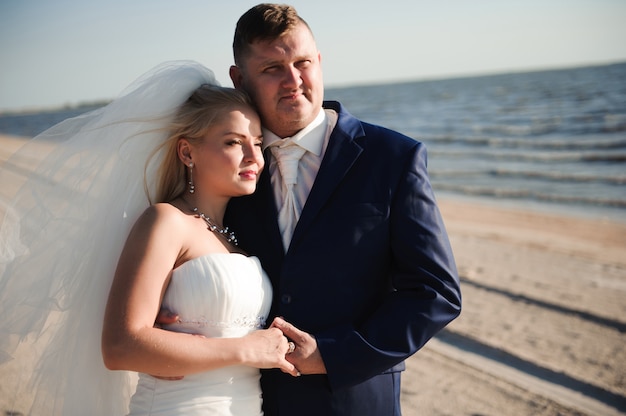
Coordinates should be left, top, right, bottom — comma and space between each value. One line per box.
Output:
281, 294, 292, 304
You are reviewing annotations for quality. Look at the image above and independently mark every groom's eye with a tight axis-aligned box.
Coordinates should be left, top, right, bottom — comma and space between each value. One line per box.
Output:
263, 65, 279, 73
295, 60, 311, 69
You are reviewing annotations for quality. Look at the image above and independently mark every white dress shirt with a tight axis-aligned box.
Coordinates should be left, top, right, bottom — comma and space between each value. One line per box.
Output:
263, 108, 338, 221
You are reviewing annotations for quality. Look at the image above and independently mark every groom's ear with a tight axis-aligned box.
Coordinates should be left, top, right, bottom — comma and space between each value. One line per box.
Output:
229, 65, 243, 89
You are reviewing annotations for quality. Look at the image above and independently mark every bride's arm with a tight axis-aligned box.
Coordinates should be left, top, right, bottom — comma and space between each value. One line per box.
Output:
101, 203, 298, 377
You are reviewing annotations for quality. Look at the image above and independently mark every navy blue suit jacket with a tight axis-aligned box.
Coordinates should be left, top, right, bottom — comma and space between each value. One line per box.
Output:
226, 101, 461, 415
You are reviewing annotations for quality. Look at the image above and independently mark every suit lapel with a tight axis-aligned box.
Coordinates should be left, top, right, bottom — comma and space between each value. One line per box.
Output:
289, 105, 364, 250
256, 166, 285, 259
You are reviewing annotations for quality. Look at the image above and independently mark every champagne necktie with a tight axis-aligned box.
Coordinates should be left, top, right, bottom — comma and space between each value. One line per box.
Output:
270, 143, 307, 251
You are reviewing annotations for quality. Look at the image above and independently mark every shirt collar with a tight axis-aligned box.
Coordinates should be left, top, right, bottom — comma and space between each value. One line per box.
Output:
262, 109, 327, 156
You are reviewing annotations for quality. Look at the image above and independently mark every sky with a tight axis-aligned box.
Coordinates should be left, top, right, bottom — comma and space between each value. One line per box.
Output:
1, 0, 625, 112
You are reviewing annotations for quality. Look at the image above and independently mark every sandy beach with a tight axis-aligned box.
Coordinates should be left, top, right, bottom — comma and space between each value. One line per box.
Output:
1, 134, 625, 415
404, 198, 626, 416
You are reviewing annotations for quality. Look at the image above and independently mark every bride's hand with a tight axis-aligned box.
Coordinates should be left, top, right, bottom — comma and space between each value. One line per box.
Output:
241, 328, 300, 377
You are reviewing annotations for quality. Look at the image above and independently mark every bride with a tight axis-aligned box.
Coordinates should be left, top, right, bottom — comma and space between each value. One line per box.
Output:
0, 61, 298, 415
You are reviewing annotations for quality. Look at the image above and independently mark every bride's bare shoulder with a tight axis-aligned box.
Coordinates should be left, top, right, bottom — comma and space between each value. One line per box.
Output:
134, 202, 190, 229
151, 201, 188, 216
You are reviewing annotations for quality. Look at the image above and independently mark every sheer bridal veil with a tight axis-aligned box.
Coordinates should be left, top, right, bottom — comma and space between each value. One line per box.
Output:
0, 61, 219, 415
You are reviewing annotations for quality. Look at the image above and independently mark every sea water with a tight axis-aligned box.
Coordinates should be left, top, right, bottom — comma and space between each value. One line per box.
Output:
326, 63, 626, 222
1, 63, 624, 222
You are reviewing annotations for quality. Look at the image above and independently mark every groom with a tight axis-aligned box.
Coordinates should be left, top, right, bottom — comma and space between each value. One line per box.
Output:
225, 4, 461, 415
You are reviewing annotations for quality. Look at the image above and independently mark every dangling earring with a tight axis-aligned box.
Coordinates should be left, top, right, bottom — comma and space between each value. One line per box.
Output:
187, 162, 195, 194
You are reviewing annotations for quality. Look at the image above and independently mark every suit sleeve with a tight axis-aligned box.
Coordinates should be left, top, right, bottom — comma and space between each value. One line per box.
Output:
315, 141, 462, 390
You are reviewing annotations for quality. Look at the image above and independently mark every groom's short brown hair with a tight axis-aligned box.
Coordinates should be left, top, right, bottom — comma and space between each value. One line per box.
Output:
232, 3, 312, 66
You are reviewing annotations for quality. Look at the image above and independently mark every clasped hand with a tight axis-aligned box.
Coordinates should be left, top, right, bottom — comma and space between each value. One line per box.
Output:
154, 312, 326, 379
269, 316, 327, 376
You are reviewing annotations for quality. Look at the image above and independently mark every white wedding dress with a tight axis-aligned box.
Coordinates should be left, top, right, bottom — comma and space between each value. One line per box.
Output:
128, 253, 272, 416
0, 61, 272, 415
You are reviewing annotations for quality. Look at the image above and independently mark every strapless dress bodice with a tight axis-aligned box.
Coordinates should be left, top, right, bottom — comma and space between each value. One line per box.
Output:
128, 253, 272, 416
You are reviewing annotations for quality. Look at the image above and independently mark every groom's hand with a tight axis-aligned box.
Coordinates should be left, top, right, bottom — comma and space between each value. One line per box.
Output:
270, 316, 327, 375
154, 307, 179, 327
152, 308, 184, 380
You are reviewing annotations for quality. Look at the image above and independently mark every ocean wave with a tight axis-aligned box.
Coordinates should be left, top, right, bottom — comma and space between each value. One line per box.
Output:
487, 169, 626, 185
467, 119, 626, 137
424, 135, 626, 151
433, 184, 626, 209
430, 169, 626, 185
428, 149, 626, 163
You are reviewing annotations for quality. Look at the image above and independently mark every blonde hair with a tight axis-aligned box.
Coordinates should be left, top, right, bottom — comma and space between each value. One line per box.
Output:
146, 84, 254, 204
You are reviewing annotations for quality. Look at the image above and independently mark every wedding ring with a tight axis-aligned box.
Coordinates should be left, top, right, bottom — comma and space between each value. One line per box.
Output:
287, 341, 296, 354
